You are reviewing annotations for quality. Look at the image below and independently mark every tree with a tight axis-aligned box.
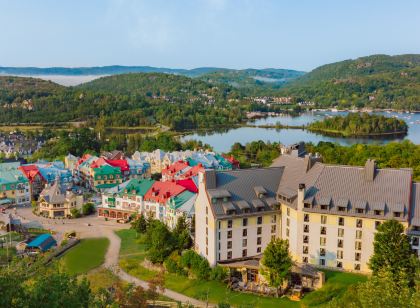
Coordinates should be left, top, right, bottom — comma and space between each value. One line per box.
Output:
131, 215, 148, 233
145, 220, 175, 263
81, 203, 95, 216
369, 220, 418, 285
173, 215, 192, 251
260, 238, 292, 294
70, 208, 81, 218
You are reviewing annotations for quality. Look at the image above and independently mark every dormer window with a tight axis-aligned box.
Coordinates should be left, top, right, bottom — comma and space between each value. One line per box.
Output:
223, 197, 228, 202
356, 208, 364, 214
393, 211, 401, 218
320, 204, 327, 210
338, 206, 346, 212
226, 210, 235, 215
304, 203, 311, 209
374, 210, 383, 216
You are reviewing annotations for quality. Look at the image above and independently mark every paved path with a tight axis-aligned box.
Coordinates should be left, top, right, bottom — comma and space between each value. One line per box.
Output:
5, 208, 211, 307
103, 227, 212, 307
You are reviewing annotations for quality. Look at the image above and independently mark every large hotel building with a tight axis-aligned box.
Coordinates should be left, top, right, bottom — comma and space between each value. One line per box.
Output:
195, 152, 420, 273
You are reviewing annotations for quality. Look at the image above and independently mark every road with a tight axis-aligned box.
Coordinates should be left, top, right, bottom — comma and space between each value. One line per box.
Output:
4, 207, 211, 307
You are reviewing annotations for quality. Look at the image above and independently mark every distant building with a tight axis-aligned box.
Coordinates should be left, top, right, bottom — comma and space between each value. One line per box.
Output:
26, 234, 57, 252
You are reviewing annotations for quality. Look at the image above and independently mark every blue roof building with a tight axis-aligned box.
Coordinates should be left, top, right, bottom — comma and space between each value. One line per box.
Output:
26, 234, 57, 252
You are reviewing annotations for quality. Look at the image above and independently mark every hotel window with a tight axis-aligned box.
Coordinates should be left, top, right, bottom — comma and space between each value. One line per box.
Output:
257, 226, 262, 235
413, 237, 419, 246
355, 241, 362, 251
303, 235, 309, 244
320, 259, 326, 266
218, 232, 220, 240
321, 204, 328, 210
286, 218, 290, 227
304, 203, 311, 208
320, 237, 326, 246
242, 249, 247, 257
375, 221, 381, 230
320, 248, 326, 257
206, 217, 208, 225
242, 239, 247, 247
218, 221, 221, 229
257, 247, 261, 253
354, 263, 361, 271
257, 216, 263, 225
206, 247, 208, 255
206, 206, 208, 214
206, 228, 208, 235
303, 246, 309, 254
337, 239, 343, 248
356, 219, 363, 228
227, 251, 232, 260
337, 261, 343, 268
287, 208, 290, 216
338, 228, 344, 237
227, 241, 232, 249
356, 208, 364, 214
227, 220, 232, 228
227, 230, 232, 239
304, 224, 309, 233
338, 217, 345, 226
243, 229, 247, 237
338, 206, 346, 212
271, 225, 276, 233
355, 252, 361, 261
304, 214, 310, 222
257, 237, 262, 245
356, 230, 363, 239
271, 235, 276, 241
206, 237, 208, 245
337, 250, 343, 259
243, 218, 248, 226
320, 226, 327, 235
393, 211, 401, 218
286, 228, 289, 237
271, 215, 277, 223
321, 215, 327, 224
303, 256, 308, 263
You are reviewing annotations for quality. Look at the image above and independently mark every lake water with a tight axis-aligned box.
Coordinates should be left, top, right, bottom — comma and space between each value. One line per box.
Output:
182, 111, 420, 152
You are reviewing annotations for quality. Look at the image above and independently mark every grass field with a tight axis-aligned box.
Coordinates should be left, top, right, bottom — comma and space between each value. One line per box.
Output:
60, 238, 109, 275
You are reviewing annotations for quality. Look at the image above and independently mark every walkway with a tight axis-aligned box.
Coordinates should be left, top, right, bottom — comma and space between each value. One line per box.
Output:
103, 229, 212, 307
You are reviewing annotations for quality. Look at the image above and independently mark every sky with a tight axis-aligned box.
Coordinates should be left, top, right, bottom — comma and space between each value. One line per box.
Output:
0, 0, 419, 71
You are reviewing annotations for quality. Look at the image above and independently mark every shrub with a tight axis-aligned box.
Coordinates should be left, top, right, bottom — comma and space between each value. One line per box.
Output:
210, 265, 228, 281
81, 202, 95, 215
164, 252, 187, 276
70, 208, 81, 218
180, 250, 211, 280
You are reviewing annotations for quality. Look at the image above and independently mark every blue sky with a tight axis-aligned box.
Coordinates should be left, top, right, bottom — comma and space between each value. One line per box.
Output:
0, 0, 419, 71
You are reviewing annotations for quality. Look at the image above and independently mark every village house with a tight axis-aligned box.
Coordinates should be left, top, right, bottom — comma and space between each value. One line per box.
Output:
0, 162, 31, 207
38, 180, 83, 218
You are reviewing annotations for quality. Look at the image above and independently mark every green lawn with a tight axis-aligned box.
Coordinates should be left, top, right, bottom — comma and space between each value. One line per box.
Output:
60, 238, 109, 275
117, 229, 368, 307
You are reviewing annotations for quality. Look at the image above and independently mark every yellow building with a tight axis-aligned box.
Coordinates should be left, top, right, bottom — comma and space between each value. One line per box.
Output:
38, 181, 83, 218
197, 152, 419, 276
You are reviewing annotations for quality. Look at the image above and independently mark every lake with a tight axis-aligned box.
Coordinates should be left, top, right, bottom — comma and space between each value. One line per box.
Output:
182, 110, 420, 152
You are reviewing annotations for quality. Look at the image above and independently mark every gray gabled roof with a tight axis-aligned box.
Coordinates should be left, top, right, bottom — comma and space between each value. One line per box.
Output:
205, 168, 283, 217
410, 183, 420, 228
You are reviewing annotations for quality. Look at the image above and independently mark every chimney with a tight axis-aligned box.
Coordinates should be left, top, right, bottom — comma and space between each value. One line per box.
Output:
364, 159, 376, 182
297, 183, 306, 211
304, 154, 313, 172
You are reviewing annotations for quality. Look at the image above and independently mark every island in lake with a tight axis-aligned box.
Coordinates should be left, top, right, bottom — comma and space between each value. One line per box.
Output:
307, 113, 408, 137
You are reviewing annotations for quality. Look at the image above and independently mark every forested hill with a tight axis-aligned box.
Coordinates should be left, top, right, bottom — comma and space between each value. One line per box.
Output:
282, 54, 420, 110
0, 73, 244, 129
77, 72, 232, 96
198, 68, 305, 94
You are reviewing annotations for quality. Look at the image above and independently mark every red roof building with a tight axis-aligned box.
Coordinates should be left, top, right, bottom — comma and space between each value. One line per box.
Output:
19, 165, 44, 183
223, 154, 240, 169
176, 179, 198, 193
144, 181, 186, 204
105, 159, 130, 173
161, 161, 190, 181
178, 164, 204, 180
